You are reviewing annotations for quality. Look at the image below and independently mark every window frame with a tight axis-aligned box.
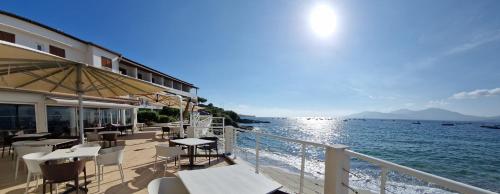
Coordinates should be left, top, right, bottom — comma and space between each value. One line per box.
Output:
0, 30, 15, 43
101, 56, 113, 69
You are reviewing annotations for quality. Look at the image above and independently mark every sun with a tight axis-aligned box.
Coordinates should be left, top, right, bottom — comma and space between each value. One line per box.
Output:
309, 3, 337, 38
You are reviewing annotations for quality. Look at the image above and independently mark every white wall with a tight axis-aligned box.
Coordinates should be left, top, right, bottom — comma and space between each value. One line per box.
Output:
89, 46, 120, 73
0, 14, 88, 63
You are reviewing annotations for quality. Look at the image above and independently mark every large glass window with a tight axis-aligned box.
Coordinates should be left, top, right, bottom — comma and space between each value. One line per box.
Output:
47, 106, 77, 137
0, 103, 36, 133
83, 108, 100, 127
125, 109, 133, 125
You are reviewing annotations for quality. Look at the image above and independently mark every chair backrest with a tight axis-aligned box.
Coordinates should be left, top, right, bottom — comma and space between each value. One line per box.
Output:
97, 146, 124, 165
85, 132, 100, 141
71, 142, 100, 149
155, 144, 182, 158
200, 137, 218, 149
147, 177, 188, 194
15, 146, 53, 159
22, 152, 49, 174
102, 133, 117, 141
40, 160, 85, 183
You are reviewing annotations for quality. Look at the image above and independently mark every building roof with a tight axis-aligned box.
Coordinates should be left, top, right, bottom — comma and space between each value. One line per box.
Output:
0, 9, 196, 88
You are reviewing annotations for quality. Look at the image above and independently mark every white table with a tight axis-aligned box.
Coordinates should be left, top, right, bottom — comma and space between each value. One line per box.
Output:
38, 146, 101, 161
12, 139, 78, 149
97, 131, 121, 135
38, 146, 100, 193
170, 138, 213, 168
179, 165, 282, 194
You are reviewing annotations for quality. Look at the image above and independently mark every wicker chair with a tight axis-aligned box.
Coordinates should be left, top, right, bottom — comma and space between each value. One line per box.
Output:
40, 160, 87, 194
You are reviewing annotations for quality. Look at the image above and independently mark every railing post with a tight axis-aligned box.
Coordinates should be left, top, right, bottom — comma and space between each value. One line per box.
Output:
255, 133, 260, 174
380, 168, 388, 194
299, 143, 306, 194
324, 144, 350, 194
224, 126, 234, 155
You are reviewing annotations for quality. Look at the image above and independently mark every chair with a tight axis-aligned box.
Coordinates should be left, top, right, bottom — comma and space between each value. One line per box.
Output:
1, 132, 14, 158
96, 146, 125, 191
101, 133, 118, 147
22, 152, 49, 194
198, 137, 219, 165
14, 146, 53, 180
161, 127, 170, 139
147, 177, 188, 194
40, 160, 87, 194
85, 132, 101, 142
72, 142, 101, 179
154, 144, 183, 175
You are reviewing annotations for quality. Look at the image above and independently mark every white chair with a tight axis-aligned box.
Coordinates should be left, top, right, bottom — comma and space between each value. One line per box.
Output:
14, 146, 52, 180
154, 144, 183, 175
22, 152, 48, 194
96, 146, 124, 191
147, 177, 188, 194
72, 142, 101, 179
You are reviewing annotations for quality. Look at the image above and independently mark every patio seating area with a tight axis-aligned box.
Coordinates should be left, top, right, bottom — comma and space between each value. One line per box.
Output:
0, 130, 231, 194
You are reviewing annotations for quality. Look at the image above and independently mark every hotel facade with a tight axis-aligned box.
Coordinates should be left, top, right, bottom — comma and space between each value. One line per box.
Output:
0, 10, 197, 138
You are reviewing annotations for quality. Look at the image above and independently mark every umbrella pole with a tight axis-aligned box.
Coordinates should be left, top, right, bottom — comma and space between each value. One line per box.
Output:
78, 93, 84, 143
178, 95, 184, 138
76, 64, 85, 143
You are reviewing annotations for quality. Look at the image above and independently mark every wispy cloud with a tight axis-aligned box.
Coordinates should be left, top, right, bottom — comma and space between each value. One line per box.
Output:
450, 87, 500, 99
445, 30, 500, 55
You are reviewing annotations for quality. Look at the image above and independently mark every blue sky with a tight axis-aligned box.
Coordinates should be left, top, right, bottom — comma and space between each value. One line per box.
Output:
3, 0, 500, 117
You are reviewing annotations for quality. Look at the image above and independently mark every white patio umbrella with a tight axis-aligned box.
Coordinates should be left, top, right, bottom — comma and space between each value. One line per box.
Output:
0, 41, 167, 142
137, 92, 199, 138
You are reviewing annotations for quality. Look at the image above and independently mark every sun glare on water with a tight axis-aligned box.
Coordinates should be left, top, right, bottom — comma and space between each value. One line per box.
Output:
309, 3, 337, 38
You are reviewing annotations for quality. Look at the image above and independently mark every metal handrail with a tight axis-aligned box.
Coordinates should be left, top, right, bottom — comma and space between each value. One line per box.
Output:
233, 128, 497, 194
346, 150, 496, 194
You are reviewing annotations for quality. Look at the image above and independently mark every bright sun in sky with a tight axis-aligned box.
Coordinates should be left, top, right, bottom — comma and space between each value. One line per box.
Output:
309, 3, 337, 38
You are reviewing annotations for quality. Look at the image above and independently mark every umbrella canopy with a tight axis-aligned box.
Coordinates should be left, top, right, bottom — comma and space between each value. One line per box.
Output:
0, 41, 167, 142
0, 42, 165, 97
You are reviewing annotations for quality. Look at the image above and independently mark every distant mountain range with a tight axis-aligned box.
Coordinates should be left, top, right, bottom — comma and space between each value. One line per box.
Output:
348, 108, 500, 121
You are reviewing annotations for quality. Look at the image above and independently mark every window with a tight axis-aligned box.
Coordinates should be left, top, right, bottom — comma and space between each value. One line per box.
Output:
0, 103, 36, 132
49, 45, 66, 58
173, 81, 182, 90
164, 79, 173, 88
101, 57, 112, 69
47, 106, 77, 137
0, 31, 15, 43
152, 77, 156, 83
137, 73, 143, 80
182, 85, 191, 92
36, 43, 44, 51
119, 67, 127, 75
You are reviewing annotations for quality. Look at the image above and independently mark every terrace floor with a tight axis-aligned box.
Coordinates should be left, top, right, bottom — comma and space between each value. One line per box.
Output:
0, 129, 231, 194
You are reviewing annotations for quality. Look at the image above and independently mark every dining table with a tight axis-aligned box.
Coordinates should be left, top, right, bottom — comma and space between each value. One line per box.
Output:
179, 165, 282, 194
170, 138, 214, 169
12, 138, 78, 150
12, 133, 51, 141
37, 146, 101, 193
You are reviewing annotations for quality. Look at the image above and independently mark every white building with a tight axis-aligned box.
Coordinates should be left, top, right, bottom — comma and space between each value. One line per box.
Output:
0, 10, 197, 138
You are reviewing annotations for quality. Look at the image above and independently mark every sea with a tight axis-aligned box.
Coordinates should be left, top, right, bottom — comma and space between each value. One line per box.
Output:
234, 117, 500, 193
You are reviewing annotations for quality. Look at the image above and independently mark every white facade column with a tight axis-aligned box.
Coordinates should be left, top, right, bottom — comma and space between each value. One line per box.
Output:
324, 144, 350, 194
120, 109, 126, 125
224, 126, 234, 155
132, 67, 138, 78
35, 97, 48, 133
132, 108, 138, 130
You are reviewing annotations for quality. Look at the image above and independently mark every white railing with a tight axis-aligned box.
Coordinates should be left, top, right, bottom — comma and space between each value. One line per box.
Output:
229, 127, 497, 194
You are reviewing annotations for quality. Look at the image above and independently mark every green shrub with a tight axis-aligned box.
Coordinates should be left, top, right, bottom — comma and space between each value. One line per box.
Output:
158, 115, 176, 123
159, 107, 180, 118
138, 110, 158, 125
